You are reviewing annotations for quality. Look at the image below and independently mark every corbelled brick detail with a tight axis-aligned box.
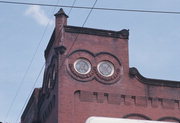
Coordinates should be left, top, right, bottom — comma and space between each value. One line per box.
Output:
108, 93, 121, 105
151, 98, 159, 108
79, 91, 95, 102
77, 90, 180, 110
162, 99, 175, 109
135, 96, 147, 107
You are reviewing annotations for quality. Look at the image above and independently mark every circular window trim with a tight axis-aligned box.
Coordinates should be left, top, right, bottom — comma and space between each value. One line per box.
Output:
97, 61, 115, 77
74, 58, 92, 75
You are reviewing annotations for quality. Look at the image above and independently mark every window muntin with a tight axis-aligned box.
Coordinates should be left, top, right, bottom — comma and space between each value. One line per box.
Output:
97, 61, 114, 77
74, 59, 91, 74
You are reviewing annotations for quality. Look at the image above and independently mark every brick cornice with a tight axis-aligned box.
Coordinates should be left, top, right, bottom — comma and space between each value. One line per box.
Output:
64, 25, 129, 39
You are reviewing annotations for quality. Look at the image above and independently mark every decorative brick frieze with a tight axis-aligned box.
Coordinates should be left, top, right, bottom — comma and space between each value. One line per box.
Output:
178, 100, 180, 110
150, 97, 159, 108
135, 96, 148, 107
79, 91, 95, 102
76, 90, 179, 110
108, 93, 121, 105
96, 92, 106, 103
162, 99, 175, 109
123, 95, 134, 106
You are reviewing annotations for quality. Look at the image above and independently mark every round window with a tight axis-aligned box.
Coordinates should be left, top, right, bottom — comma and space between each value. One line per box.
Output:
74, 59, 91, 74
97, 61, 114, 77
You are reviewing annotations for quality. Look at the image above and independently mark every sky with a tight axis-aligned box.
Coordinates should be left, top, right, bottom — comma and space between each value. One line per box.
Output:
0, 0, 180, 122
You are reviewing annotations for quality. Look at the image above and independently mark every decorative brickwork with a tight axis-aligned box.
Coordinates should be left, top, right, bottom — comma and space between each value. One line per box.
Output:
67, 50, 123, 84
21, 8, 180, 123
76, 90, 180, 110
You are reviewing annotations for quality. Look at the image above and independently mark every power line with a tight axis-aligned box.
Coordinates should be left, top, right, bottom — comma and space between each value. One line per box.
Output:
13, 0, 77, 122
82, 0, 97, 27
15, 64, 45, 123
55, 0, 77, 46
4, 28, 45, 122
1, 0, 180, 15
4, 0, 61, 122
12, 0, 62, 122
56, 0, 98, 84
66, 0, 98, 57
67, 0, 77, 15
56, 0, 98, 68
6, 0, 76, 121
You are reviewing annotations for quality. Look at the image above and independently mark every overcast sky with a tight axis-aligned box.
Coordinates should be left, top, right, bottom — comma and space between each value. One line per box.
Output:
0, 0, 180, 122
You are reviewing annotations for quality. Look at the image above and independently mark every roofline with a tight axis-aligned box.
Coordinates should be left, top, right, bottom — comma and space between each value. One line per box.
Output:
64, 25, 129, 39
44, 29, 55, 59
21, 88, 41, 120
129, 67, 180, 88
44, 26, 129, 59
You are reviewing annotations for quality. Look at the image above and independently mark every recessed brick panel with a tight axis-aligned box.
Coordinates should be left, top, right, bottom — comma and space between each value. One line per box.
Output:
108, 93, 121, 105
151, 98, 159, 108
97, 92, 106, 103
79, 91, 95, 102
162, 99, 175, 109
124, 95, 134, 106
135, 96, 147, 107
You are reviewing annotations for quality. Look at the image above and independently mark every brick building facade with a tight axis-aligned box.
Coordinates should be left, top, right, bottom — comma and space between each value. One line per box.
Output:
21, 9, 180, 123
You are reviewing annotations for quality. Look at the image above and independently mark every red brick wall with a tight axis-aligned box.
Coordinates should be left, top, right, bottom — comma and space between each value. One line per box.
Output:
55, 30, 180, 123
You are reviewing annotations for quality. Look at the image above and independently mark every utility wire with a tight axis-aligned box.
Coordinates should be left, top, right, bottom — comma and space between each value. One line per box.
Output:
4, 0, 61, 122
15, 64, 45, 123
1, 0, 180, 15
53, 0, 98, 84
13, 0, 78, 121
4, 24, 47, 123
67, 0, 77, 15
51, 0, 98, 66
53, 0, 98, 70
7, 0, 77, 121
13, 0, 62, 122
55, 0, 77, 46
66, 0, 98, 57
1, 0, 154, 122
